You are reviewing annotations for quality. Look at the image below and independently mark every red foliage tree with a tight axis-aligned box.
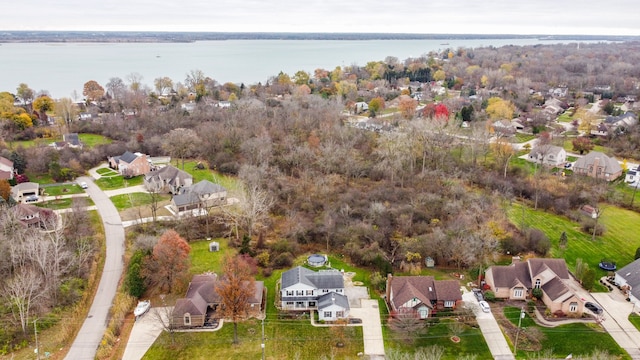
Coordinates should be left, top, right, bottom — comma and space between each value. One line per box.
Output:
143, 229, 190, 294
434, 103, 450, 120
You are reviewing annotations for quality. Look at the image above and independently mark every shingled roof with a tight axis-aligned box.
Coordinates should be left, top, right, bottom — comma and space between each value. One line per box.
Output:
388, 275, 461, 310
281, 266, 343, 290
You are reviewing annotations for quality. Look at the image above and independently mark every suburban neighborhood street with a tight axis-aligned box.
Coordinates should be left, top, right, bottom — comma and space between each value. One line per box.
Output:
65, 176, 125, 360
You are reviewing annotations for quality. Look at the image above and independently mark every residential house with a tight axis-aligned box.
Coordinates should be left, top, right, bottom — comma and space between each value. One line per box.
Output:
386, 275, 462, 319
144, 165, 193, 194
485, 258, 584, 316
573, 151, 622, 181
0, 156, 14, 180
527, 145, 567, 167
108, 151, 151, 177
354, 102, 369, 114
172, 273, 264, 328
626, 165, 640, 185
280, 266, 349, 320
492, 120, 516, 136
13, 203, 57, 229
604, 111, 638, 132
614, 259, 640, 308
10, 182, 40, 203
170, 180, 227, 213
591, 123, 609, 137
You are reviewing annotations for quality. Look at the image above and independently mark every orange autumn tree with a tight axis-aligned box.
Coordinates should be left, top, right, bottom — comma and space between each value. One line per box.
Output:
143, 229, 190, 294
215, 255, 256, 344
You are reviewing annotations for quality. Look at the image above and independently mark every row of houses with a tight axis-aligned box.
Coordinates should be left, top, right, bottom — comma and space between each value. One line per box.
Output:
527, 145, 623, 182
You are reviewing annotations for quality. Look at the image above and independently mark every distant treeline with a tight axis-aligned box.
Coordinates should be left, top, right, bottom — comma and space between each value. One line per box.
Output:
1, 31, 639, 43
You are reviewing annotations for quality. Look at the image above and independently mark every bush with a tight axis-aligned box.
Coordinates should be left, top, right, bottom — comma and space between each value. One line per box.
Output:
484, 291, 496, 302
526, 228, 550, 255
273, 252, 294, 268
531, 287, 543, 300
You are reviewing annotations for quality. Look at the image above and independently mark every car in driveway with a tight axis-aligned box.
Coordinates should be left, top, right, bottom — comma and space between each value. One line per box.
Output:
80, 182, 88, 189
585, 301, 603, 315
472, 288, 483, 302
478, 301, 491, 313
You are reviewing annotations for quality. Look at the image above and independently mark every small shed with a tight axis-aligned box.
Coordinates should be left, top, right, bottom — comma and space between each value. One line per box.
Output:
209, 241, 220, 252
425, 257, 435, 268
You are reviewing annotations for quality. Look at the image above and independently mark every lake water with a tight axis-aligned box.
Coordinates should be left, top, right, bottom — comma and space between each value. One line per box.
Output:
0, 38, 602, 99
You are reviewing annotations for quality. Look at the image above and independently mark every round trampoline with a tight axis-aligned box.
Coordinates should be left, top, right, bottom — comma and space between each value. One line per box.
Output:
307, 254, 327, 267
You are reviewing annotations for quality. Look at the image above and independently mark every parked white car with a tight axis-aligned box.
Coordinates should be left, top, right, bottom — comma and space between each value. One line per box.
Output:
478, 301, 491, 313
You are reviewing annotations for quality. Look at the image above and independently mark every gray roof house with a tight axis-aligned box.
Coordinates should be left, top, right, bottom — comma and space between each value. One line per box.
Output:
63, 133, 83, 148
385, 275, 462, 318
108, 151, 151, 177
317, 292, 350, 321
615, 259, 640, 308
527, 144, 567, 167
280, 266, 348, 319
170, 180, 227, 213
144, 165, 193, 194
573, 151, 622, 181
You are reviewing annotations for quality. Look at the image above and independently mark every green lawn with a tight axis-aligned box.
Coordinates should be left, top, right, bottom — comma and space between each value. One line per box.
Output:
25, 171, 55, 185
508, 202, 640, 271
37, 197, 94, 210
78, 133, 112, 148
178, 160, 241, 192
189, 239, 236, 275
41, 183, 85, 196
109, 192, 170, 211
96, 167, 119, 176
514, 133, 536, 143
557, 112, 574, 123
503, 306, 626, 358
95, 175, 143, 190
629, 313, 640, 332
561, 139, 608, 154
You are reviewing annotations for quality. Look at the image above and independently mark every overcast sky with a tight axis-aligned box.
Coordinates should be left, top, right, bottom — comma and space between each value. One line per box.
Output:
3, 0, 639, 36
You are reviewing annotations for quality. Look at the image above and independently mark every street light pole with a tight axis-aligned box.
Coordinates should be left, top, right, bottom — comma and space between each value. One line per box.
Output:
513, 307, 525, 355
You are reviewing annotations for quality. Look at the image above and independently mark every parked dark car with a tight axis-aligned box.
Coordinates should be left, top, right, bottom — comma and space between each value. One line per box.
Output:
472, 288, 483, 302
585, 301, 603, 315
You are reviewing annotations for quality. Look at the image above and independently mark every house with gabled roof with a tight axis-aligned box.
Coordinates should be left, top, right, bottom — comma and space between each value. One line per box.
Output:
527, 144, 567, 167
573, 151, 622, 181
280, 266, 349, 320
108, 151, 151, 177
172, 273, 264, 328
13, 203, 58, 229
144, 165, 193, 194
485, 258, 584, 316
385, 274, 462, 318
170, 180, 227, 213
615, 259, 640, 308
63, 133, 83, 149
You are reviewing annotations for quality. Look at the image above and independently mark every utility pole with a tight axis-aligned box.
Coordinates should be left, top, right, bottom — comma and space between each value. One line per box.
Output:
513, 307, 525, 356
34, 319, 39, 360
261, 317, 265, 360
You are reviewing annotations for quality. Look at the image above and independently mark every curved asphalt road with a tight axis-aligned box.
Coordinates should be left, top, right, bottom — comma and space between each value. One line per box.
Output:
65, 176, 125, 360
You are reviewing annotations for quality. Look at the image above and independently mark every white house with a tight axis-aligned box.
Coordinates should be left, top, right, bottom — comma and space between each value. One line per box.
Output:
317, 292, 350, 321
626, 166, 640, 185
527, 144, 567, 167
280, 266, 347, 317
615, 259, 640, 308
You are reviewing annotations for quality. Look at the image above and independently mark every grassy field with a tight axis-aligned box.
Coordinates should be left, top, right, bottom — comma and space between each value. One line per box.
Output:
508, 202, 640, 271
96, 167, 119, 176
514, 133, 536, 143
180, 160, 241, 192
503, 306, 627, 358
561, 139, 608, 154
630, 313, 640, 331
78, 133, 112, 148
110, 192, 170, 211
37, 197, 94, 210
95, 175, 144, 190
189, 238, 236, 275
41, 183, 85, 196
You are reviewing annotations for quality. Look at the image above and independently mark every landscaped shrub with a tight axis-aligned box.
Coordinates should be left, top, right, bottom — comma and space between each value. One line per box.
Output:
273, 252, 294, 268
484, 291, 496, 302
531, 287, 543, 300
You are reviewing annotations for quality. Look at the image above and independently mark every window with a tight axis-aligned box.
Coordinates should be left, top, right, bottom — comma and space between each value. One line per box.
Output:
419, 309, 428, 318
569, 302, 578, 312
306, 290, 314, 296
296, 302, 304, 308
184, 313, 191, 326
296, 290, 304, 296
534, 279, 541, 289
323, 289, 329, 293
286, 291, 293, 296
514, 288, 524, 298
444, 300, 455, 308
308, 301, 316, 307
324, 311, 332, 318
286, 301, 294, 306
336, 311, 344, 318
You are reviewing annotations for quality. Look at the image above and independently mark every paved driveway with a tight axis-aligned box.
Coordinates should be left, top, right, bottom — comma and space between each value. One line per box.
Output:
65, 177, 125, 360
591, 292, 640, 359
349, 299, 385, 359
462, 290, 515, 360
122, 307, 170, 360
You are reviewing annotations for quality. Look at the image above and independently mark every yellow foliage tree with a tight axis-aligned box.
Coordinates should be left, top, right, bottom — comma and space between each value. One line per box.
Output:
480, 75, 489, 87
433, 70, 446, 82
486, 97, 515, 120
